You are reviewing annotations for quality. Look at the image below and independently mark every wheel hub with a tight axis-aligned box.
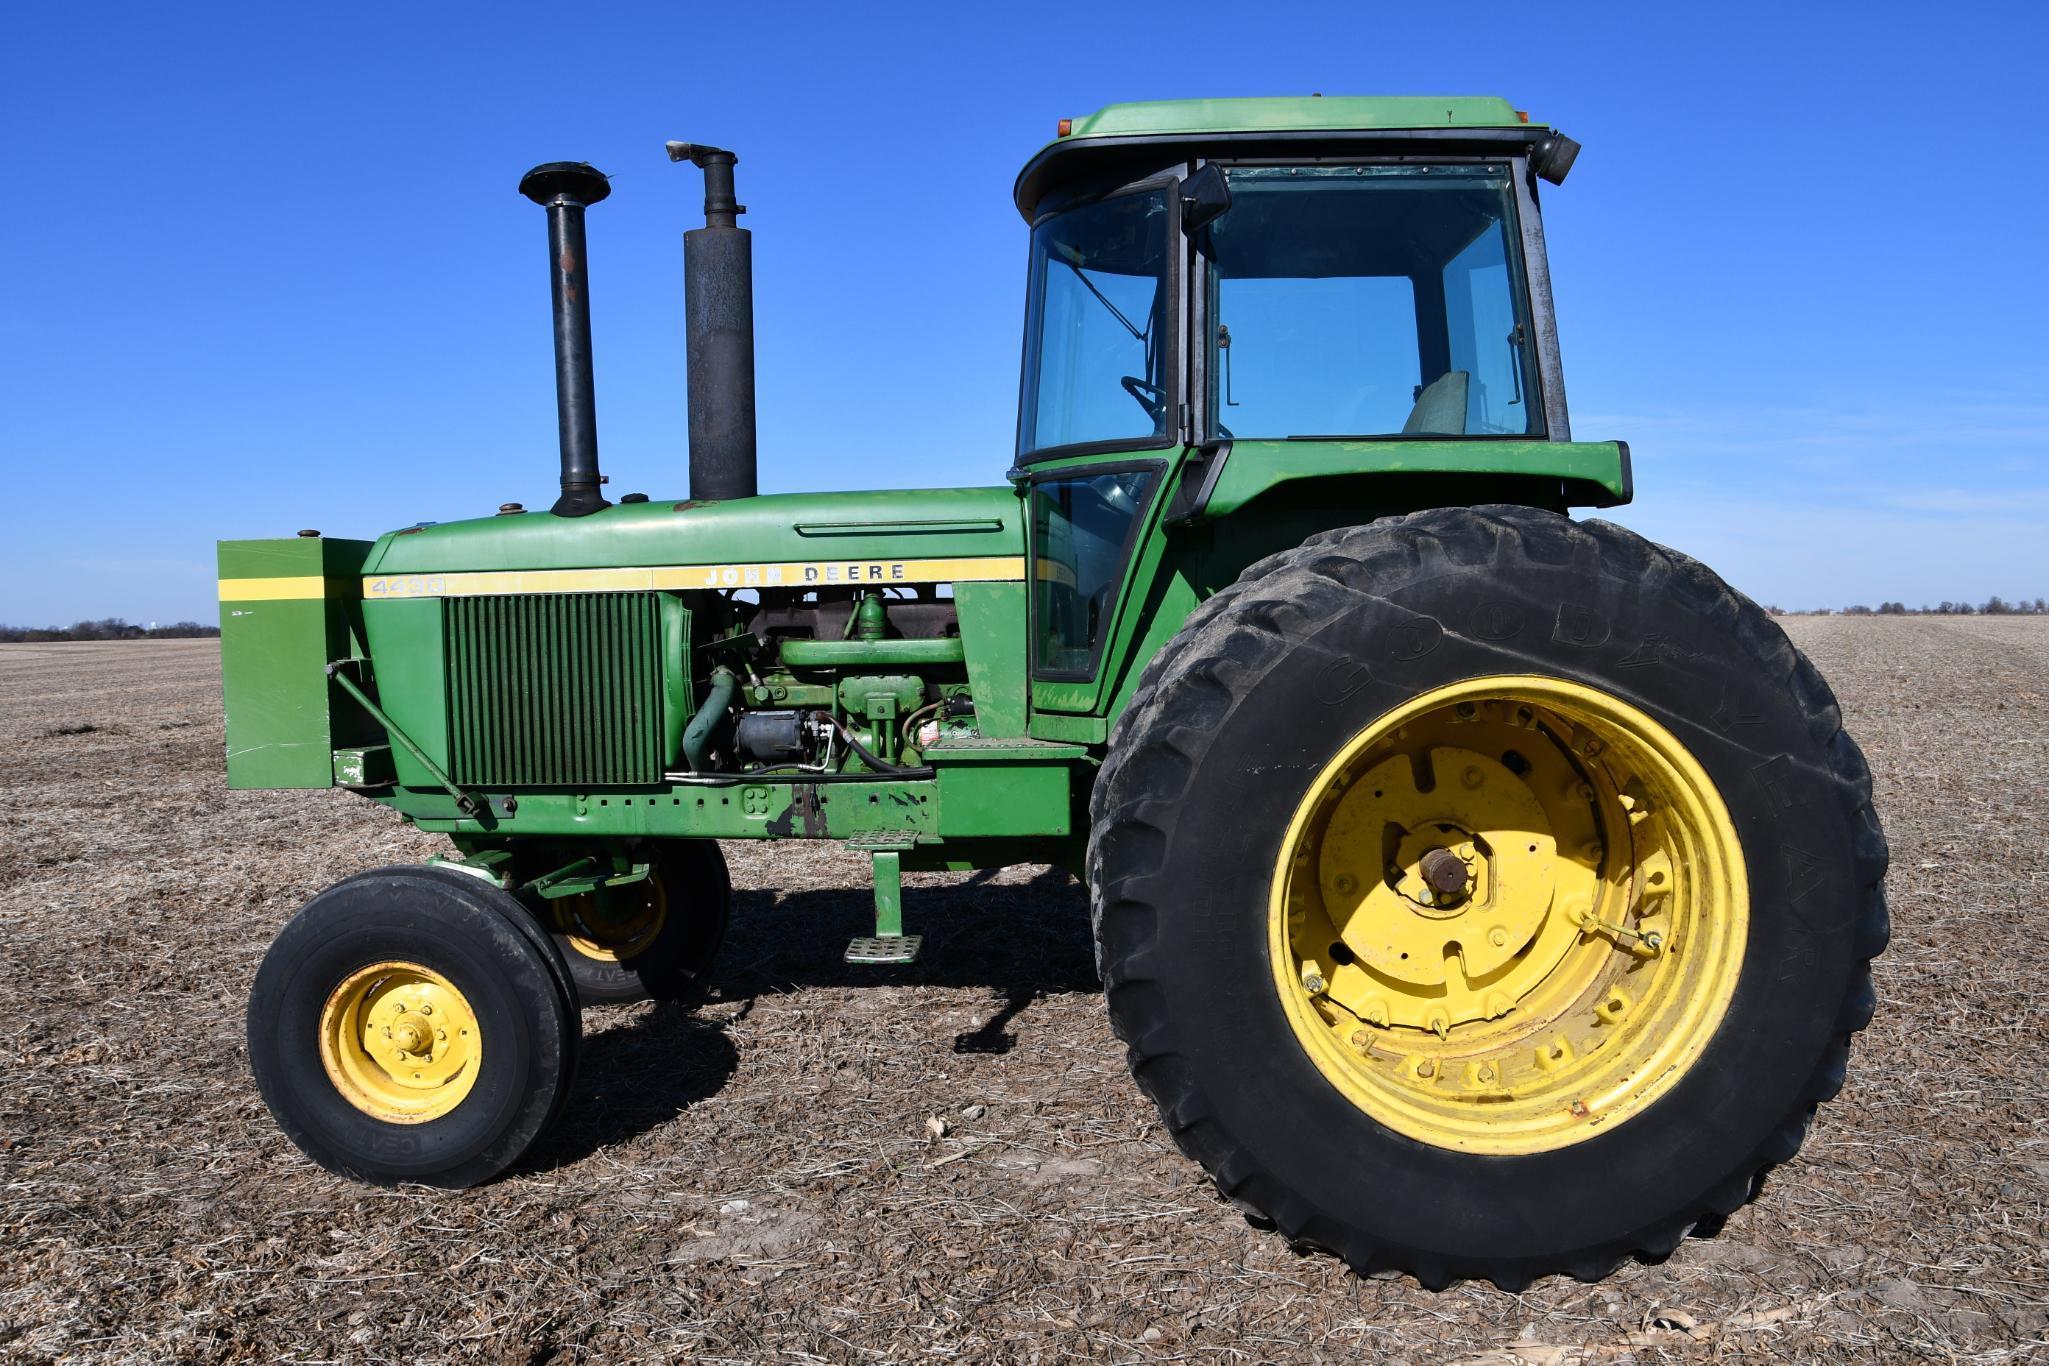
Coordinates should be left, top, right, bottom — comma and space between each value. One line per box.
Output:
319, 962, 482, 1124
1416, 846, 1474, 905
557, 878, 668, 963
1272, 676, 1748, 1154
1314, 745, 1569, 1008
389, 1012, 433, 1055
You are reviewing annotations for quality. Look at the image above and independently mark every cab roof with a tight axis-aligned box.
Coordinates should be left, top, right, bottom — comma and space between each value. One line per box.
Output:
1015, 95, 1554, 220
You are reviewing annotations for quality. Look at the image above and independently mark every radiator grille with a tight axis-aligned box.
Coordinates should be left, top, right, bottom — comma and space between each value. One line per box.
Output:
444, 591, 665, 787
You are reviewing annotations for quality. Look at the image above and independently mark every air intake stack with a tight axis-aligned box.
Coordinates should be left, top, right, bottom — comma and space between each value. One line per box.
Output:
519, 161, 613, 517
667, 141, 759, 502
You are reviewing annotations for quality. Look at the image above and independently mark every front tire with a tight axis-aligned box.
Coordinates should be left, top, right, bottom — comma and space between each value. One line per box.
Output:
1088, 506, 1887, 1288
542, 841, 731, 1006
247, 865, 581, 1188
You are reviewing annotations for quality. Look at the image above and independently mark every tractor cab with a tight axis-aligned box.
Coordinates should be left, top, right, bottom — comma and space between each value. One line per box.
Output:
1008, 98, 1608, 724
1012, 96, 1579, 456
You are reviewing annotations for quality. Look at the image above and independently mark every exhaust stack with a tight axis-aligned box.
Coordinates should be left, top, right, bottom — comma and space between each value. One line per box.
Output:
667, 142, 758, 502
518, 161, 612, 518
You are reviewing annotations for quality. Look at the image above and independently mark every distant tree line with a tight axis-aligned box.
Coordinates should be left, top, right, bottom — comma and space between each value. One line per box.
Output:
0, 618, 221, 642
1765, 597, 2048, 617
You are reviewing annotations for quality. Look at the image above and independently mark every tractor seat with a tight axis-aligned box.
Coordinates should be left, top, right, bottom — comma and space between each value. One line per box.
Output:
1403, 370, 1470, 436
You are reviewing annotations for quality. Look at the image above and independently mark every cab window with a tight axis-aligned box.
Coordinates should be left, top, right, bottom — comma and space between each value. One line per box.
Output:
1029, 469, 1157, 678
1018, 190, 1173, 457
1206, 164, 1542, 439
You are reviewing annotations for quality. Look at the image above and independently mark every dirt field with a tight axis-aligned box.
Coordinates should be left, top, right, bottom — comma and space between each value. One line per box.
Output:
1, 619, 2044, 1362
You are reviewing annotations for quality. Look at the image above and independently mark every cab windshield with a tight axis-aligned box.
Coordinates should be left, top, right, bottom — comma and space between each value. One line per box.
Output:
1017, 188, 1172, 457
1207, 164, 1542, 439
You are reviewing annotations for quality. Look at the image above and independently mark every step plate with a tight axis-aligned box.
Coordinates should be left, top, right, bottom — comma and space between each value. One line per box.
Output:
845, 934, 923, 965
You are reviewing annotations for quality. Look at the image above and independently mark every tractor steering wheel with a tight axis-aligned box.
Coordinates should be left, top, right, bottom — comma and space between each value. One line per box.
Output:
1120, 375, 1167, 425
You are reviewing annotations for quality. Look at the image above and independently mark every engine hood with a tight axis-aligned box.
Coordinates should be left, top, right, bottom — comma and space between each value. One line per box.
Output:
361, 486, 1024, 595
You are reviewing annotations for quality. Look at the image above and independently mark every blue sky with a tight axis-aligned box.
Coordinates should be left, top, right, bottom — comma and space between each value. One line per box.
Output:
3, 2, 2044, 624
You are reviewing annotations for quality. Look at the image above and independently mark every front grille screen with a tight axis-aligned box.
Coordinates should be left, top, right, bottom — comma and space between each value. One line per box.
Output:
444, 591, 664, 787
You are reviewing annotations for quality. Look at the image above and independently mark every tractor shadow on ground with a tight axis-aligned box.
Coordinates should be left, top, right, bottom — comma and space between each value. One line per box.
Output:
518, 866, 1096, 1172
518, 1001, 742, 1172
711, 864, 1099, 1053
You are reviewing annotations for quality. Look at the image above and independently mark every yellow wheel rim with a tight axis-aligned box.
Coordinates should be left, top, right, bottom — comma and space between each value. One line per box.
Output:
1268, 675, 1747, 1154
555, 876, 668, 963
318, 961, 482, 1123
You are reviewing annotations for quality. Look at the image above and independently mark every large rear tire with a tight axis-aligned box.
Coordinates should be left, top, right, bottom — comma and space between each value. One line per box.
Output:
247, 865, 581, 1188
1088, 506, 1887, 1289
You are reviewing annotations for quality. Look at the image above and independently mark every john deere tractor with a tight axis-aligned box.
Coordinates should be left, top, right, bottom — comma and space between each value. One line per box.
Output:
225, 97, 1887, 1288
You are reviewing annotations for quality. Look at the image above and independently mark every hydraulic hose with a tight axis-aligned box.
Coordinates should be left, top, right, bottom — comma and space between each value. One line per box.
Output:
818, 712, 935, 778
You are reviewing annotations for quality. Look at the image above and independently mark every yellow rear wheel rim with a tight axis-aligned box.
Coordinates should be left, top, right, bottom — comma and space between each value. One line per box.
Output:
319, 961, 482, 1123
557, 877, 668, 963
1268, 675, 1747, 1154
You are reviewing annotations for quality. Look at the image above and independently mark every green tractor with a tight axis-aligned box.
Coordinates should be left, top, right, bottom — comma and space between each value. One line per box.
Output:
226, 97, 1886, 1288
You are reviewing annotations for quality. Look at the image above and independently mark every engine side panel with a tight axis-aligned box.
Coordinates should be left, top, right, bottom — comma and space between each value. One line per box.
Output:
217, 537, 377, 789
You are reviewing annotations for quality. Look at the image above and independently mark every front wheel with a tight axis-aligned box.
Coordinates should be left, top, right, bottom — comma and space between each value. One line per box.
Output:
1088, 506, 1887, 1288
246, 865, 581, 1187
542, 841, 731, 1006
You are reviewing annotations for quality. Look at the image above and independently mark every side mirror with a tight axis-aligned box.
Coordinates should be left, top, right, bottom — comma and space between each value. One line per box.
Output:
1180, 164, 1232, 232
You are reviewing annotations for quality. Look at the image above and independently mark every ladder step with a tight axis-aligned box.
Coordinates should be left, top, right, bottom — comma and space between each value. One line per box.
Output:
845, 934, 922, 965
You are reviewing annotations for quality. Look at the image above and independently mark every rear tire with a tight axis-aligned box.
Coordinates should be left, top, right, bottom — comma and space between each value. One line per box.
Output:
542, 841, 730, 1006
1088, 506, 1887, 1288
247, 865, 581, 1188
